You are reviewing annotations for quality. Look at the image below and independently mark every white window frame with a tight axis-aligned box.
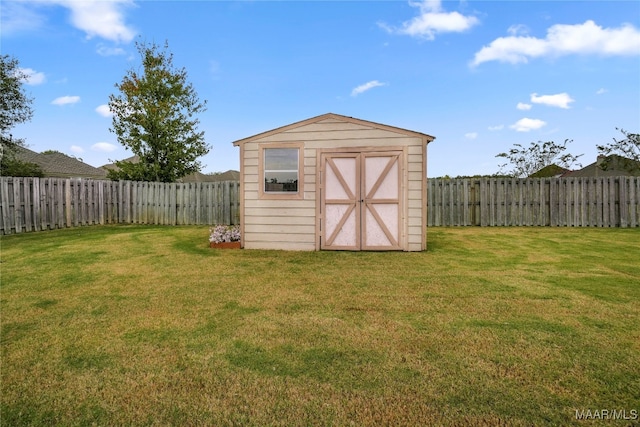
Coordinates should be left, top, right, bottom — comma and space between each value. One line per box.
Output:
258, 142, 304, 200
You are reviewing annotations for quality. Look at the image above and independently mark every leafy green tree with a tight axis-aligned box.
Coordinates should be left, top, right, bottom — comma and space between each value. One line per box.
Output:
496, 139, 582, 178
596, 128, 640, 173
108, 41, 210, 182
0, 54, 42, 177
1, 155, 44, 177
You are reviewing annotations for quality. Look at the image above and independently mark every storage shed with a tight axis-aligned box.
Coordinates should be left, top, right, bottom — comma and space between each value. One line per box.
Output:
232, 113, 435, 251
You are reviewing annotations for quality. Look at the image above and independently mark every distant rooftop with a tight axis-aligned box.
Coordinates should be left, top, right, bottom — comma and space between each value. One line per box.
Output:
100, 156, 238, 182
565, 154, 640, 177
13, 146, 108, 179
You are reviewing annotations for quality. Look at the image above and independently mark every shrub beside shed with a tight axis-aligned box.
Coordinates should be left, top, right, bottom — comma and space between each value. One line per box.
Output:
232, 113, 435, 251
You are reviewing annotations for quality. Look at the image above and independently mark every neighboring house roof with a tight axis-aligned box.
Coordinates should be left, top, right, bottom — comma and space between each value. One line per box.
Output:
101, 156, 236, 182
565, 154, 640, 177
100, 155, 140, 171
231, 112, 436, 146
529, 164, 571, 178
181, 170, 240, 182
13, 146, 108, 179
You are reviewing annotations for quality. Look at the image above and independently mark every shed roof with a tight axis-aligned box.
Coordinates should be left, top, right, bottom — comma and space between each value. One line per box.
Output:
232, 113, 435, 146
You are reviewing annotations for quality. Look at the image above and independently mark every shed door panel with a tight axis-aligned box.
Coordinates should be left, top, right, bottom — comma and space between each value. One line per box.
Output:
362, 153, 401, 250
321, 151, 402, 251
321, 155, 360, 250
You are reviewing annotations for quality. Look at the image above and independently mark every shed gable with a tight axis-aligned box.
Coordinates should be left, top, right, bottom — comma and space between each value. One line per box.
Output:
232, 113, 434, 146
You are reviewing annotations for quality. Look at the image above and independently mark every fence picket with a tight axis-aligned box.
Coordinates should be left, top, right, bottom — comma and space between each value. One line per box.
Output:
620, 177, 628, 228
13, 178, 22, 233
609, 178, 617, 227
628, 178, 640, 227
23, 178, 32, 232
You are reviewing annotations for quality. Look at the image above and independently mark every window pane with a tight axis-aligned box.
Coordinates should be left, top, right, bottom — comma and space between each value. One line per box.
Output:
265, 171, 298, 192
264, 148, 299, 193
265, 148, 298, 171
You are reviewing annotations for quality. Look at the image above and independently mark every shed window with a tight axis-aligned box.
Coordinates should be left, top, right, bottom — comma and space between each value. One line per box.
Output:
264, 148, 299, 193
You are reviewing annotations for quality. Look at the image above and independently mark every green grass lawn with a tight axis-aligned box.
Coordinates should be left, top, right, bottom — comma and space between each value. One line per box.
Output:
1, 226, 639, 426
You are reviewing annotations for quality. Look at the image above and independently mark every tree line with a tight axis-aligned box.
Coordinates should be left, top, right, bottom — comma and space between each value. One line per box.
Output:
495, 131, 639, 178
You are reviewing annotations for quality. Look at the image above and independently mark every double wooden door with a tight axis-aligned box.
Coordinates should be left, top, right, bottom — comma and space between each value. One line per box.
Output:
320, 151, 403, 250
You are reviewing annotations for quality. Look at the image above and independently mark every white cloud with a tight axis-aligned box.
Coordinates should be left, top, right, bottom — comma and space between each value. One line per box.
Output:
70, 145, 85, 154
95, 104, 113, 118
52, 95, 81, 106
530, 92, 574, 109
91, 142, 118, 152
471, 20, 640, 67
55, 0, 136, 43
96, 44, 126, 56
19, 68, 46, 85
488, 125, 504, 131
507, 24, 529, 37
465, 132, 478, 140
510, 118, 547, 132
351, 80, 387, 97
0, 2, 45, 35
517, 102, 532, 110
379, 0, 479, 40
596, 88, 608, 95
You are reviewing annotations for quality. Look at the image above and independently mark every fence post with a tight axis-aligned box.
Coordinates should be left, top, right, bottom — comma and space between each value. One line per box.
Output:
223, 181, 230, 225
13, 177, 23, 233
610, 178, 618, 227
630, 177, 638, 227
477, 179, 484, 226
22, 178, 32, 232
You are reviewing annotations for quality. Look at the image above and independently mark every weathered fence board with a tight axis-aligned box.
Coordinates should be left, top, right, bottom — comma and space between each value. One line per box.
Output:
427, 177, 640, 227
2, 177, 638, 234
0, 178, 240, 235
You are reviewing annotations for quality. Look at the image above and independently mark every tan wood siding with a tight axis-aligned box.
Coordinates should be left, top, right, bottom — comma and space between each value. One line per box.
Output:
408, 189, 422, 200
408, 161, 423, 172
244, 199, 315, 209
244, 223, 316, 234
242, 182, 259, 192
245, 232, 315, 243
408, 180, 422, 191
243, 166, 259, 178
242, 240, 316, 251
245, 157, 258, 167
243, 215, 314, 225
245, 206, 315, 217
283, 121, 376, 133
257, 130, 411, 143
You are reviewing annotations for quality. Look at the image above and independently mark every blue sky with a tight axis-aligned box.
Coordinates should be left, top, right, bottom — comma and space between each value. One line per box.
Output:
2, 0, 639, 177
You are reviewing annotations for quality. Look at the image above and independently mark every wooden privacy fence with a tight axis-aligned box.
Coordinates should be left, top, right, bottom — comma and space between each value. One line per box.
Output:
2, 176, 639, 234
0, 177, 239, 235
428, 177, 640, 227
